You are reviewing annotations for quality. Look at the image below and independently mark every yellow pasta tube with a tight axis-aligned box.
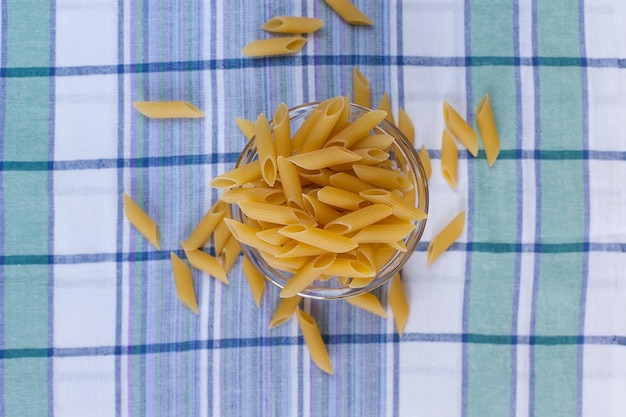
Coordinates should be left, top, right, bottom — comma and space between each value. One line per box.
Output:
287, 147, 362, 170
269, 296, 302, 328
256, 226, 292, 246
277, 156, 304, 208
242, 255, 266, 307
297, 168, 333, 187
377, 92, 395, 125
351, 222, 416, 244
278, 224, 358, 253
359, 189, 427, 221
352, 67, 371, 108
212, 218, 233, 255
441, 129, 458, 190
261, 16, 324, 34
276, 241, 330, 258
263, 254, 309, 273
170, 252, 199, 314
123, 193, 160, 250
329, 94, 352, 137
443, 101, 478, 157
324, 204, 393, 234
317, 186, 368, 211
182, 200, 228, 251
476, 93, 501, 166
280, 253, 336, 298
324, 256, 375, 278
299, 96, 345, 153
388, 272, 409, 336
296, 309, 334, 374
242, 36, 307, 57
418, 145, 432, 180
220, 234, 242, 274
398, 108, 415, 145
273, 102, 291, 158
350, 134, 394, 150
301, 194, 343, 226
219, 187, 285, 205
132, 101, 204, 119
352, 164, 413, 192
329, 172, 375, 194
323, 0, 372, 26
183, 247, 229, 285
291, 101, 329, 150
427, 210, 465, 266
210, 160, 262, 188
223, 218, 281, 256
235, 117, 256, 140
346, 292, 387, 318
324, 110, 387, 148
254, 113, 277, 186
237, 200, 315, 225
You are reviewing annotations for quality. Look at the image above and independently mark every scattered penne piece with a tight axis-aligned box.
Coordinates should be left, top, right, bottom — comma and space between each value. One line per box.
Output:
352, 67, 371, 108
377, 92, 394, 125
242, 255, 266, 307
123, 193, 160, 250
182, 200, 228, 251
220, 234, 242, 274
296, 309, 334, 374
132, 101, 204, 119
427, 211, 465, 266
183, 244, 229, 285
242, 36, 307, 57
476, 93, 501, 166
323, 0, 373, 26
441, 129, 458, 190
210, 160, 263, 188
262, 16, 324, 34
443, 101, 478, 156
419, 145, 432, 180
397, 108, 415, 144
269, 296, 302, 328
235, 117, 256, 140
388, 272, 409, 336
347, 292, 387, 318
170, 252, 199, 314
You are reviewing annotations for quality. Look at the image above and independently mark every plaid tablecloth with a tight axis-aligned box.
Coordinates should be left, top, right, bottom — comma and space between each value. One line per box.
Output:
2, 0, 626, 416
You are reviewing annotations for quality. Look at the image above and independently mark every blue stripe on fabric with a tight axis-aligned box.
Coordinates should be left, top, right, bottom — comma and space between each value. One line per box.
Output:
529, 0, 540, 415
2, 55, 626, 78
115, 1, 125, 416
1, 333, 624, 360
47, 2, 57, 416
1, 241, 625, 266
461, 0, 474, 414
577, 1, 590, 416
0, 0, 7, 413
511, 0, 524, 415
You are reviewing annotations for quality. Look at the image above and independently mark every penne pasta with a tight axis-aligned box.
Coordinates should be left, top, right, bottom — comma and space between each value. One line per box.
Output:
350, 134, 394, 150
212, 218, 233, 255
220, 234, 242, 274
418, 145, 432, 180
237, 200, 315, 225
352, 67, 371, 108
299, 96, 345, 153
329, 94, 352, 137
476, 93, 500, 166
183, 246, 229, 284
329, 171, 375, 194
398, 108, 415, 145
351, 222, 416, 244
256, 226, 292, 246
324, 110, 387, 148
301, 194, 343, 226
273, 102, 291, 158
388, 272, 409, 336
262, 16, 324, 34
235, 117, 256, 140
242, 36, 307, 57
123, 193, 160, 250
296, 309, 334, 374
291, 101, 328, 150
170, 252, 199, 314
276, 241, 330, 258
441, 129, 458, 190
132, 101, 204, 119
223, 218, 281, 256
324, 256, 375, 278
255, 113, 277, 186
359, 189, 427, 221
288, 146, 362, 170
269, 296, 302, 328
443, 101, 478, 156
277, 156, 304, 208
427, 211, 465, 266
263, 254, 309, 273
317, 186, 369, 211
297, 168, 334, 187
219, 187, 285, 205
324, 204, 393, 235
182, 200, 228, 251
242, 255, 266, 307
323, 0, 372, 26
377, 92, 395, 125
346, 292, 387, 318
210, 160, 262, 189
344, 148, 389, 167
352, 164, 413, 192
280, 253, 336, 298
278, 224, 358, 253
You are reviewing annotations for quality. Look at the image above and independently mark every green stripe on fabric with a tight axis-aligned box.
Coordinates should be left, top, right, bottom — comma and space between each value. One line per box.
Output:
5, 0, 51, 67
534, 1, 584, 415
3, 358, 48, 417
467, 0, 518, 413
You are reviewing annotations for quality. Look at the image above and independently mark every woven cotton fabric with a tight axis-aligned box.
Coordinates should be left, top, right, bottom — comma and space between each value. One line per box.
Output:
1, 1, 626, 416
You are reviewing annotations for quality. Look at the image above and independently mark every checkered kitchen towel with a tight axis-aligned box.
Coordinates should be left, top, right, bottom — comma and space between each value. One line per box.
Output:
1, 0, 626, 416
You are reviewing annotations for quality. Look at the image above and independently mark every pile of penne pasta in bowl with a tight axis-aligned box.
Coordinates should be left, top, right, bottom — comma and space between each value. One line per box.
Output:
211, 99, 429, 299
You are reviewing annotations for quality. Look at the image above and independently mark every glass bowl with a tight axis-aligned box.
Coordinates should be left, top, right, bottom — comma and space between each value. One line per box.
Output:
231, 102, 429, 299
